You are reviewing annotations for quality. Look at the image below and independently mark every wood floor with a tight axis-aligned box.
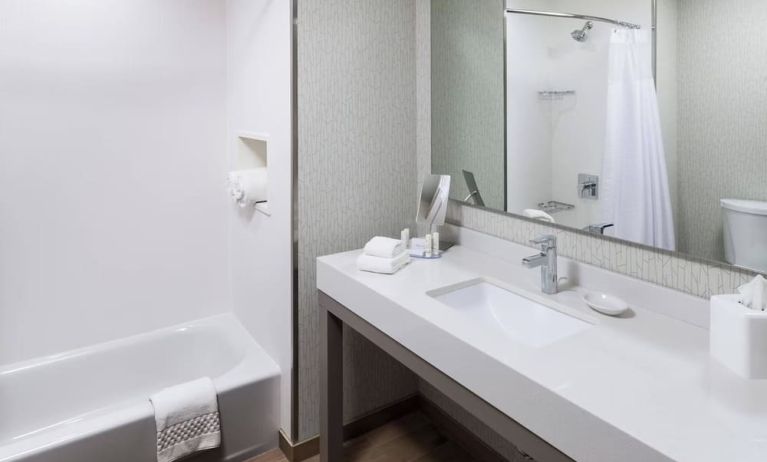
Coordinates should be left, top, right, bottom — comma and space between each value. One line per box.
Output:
248, 412, 477, 462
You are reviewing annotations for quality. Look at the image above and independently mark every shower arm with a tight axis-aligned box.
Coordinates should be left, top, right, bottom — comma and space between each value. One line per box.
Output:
505, 8, 641, 30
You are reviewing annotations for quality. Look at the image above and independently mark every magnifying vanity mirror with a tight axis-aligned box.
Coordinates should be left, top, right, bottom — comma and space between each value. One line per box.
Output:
430, 0, 767, 274
417, 174, 452, 230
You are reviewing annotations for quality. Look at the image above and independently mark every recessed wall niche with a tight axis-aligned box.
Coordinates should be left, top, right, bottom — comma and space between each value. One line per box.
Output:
235, 131, 270, 216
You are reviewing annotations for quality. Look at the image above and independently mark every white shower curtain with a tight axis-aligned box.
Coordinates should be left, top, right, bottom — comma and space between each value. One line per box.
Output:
601, 29, 675, 251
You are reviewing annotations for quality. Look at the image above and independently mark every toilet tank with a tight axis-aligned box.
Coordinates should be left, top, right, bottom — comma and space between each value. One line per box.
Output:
721, 199, 767, 273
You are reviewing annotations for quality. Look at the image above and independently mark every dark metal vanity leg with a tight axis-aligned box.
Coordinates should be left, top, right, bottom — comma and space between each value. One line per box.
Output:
321, 303, 344, 461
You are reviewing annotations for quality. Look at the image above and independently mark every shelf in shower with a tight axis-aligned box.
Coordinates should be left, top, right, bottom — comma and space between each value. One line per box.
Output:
538, 90, 576, 100
538, 200, 575, 214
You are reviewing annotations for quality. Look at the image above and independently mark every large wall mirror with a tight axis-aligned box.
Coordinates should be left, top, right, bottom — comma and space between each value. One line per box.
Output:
431, 0, 767, 273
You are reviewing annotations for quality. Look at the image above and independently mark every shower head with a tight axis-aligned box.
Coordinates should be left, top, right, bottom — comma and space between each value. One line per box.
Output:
571, 21, 593, 42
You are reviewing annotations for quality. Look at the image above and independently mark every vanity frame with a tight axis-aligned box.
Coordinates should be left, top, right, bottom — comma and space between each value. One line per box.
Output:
319, 291, 574, 462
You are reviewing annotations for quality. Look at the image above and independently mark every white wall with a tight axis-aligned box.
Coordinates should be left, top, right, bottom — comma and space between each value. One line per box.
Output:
0, 2, 293, 435
226, 0, 293, 435
0, 0, 231, 363
505, 12, 554, 214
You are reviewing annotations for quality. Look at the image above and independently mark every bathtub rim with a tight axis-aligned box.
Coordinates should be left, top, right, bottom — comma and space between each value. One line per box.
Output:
0, 313, 281, 462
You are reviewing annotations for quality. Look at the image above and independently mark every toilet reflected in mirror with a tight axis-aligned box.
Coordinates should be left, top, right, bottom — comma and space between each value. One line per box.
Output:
722, 199, 767, 274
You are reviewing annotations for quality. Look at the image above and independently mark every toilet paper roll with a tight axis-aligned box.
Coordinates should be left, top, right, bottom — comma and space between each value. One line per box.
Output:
228, 168, 267, 208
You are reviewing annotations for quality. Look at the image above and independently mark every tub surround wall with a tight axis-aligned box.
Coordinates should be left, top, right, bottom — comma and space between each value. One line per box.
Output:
226, 0, 294, 435
0, 0, 230, 364
0, 0, 293, 436
296, 0, 419, 442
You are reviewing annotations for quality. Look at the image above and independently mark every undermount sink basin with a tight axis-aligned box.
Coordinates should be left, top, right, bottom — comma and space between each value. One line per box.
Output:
429, 279, 591, 347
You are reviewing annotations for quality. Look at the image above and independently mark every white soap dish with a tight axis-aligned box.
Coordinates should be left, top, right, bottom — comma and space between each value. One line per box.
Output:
582, 291, 629, 316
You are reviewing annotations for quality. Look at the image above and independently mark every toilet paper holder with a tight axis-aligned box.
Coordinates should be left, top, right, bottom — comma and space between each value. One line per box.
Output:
231, 132, 270, 216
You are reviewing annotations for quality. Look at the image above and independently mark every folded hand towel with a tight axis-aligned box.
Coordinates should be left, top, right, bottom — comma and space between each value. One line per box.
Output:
357, 251, 410, 274
150, 378, 221, 462
738, 275, 767, 311
364, 236, 405, 258
523, 209, 556, 223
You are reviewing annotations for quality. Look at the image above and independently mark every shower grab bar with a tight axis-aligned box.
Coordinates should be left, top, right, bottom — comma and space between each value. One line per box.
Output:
505, 8, 641, 30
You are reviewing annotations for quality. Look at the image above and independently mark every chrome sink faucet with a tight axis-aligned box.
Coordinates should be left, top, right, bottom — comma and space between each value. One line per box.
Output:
522, 235, 558, 294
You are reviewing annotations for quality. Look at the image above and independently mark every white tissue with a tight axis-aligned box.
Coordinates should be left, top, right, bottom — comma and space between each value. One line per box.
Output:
228, 169, 267, 208
738, 275, 767, 311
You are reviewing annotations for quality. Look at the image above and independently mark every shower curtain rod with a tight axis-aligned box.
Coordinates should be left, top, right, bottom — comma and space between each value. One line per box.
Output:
505, 8, 641, 29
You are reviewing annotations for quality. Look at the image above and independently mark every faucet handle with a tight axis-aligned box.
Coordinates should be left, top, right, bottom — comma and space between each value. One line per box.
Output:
530, 234, 557, 249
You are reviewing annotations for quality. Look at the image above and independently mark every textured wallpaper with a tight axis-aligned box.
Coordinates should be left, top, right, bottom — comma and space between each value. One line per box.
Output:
430, 0, 506, 210
676, 0, 767, 261
296, 0, 419, 441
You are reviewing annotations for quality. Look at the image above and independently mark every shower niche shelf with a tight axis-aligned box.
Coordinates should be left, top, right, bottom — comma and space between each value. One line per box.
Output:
538, 90, 576, 101
235, 131, 270, 216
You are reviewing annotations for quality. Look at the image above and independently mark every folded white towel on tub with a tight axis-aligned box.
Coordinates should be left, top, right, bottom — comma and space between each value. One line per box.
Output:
149, 377, 221, 462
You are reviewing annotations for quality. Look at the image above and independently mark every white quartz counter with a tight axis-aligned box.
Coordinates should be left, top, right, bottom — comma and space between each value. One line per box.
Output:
317, 231, 767, 462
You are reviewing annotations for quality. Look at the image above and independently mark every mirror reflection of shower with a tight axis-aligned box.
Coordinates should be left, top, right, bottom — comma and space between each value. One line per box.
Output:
570, 21, 593, 42
504, 6, 671, 248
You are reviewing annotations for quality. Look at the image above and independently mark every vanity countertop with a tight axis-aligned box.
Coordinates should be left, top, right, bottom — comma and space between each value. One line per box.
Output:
317, 239, 767, 462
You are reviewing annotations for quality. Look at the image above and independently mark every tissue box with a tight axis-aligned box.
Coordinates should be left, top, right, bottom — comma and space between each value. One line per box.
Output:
710, 294, 767, 379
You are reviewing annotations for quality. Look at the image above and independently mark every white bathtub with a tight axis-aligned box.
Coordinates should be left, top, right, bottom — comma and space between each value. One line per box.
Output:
0, 314, 280, 462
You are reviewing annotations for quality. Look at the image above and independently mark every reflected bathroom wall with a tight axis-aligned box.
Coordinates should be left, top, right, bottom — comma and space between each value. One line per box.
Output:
676, 0, 767, 261
431, 0, 505, 210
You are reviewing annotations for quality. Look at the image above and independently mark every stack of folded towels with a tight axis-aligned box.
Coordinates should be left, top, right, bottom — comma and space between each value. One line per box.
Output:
357, 236, 410, 274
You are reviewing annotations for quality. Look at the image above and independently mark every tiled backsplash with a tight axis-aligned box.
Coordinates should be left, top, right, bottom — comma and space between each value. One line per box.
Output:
447, 202, 756, 300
